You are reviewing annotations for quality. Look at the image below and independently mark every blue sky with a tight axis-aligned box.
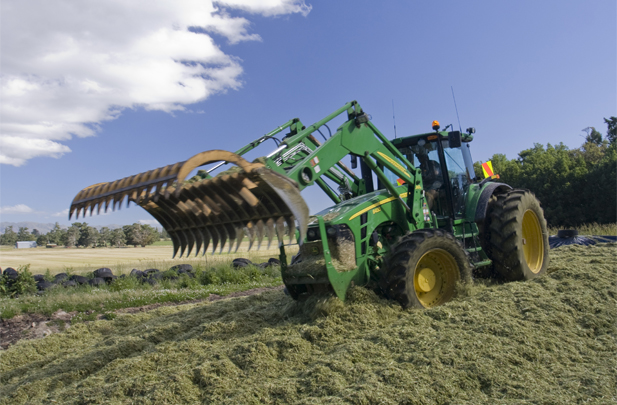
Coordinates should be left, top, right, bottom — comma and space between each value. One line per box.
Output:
1, 0, 615, 228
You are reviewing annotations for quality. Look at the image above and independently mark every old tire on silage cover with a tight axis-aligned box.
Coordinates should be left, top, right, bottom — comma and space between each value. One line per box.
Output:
232, 258, 252, 268
488, 189, 549, 281
382, 229, 472, 309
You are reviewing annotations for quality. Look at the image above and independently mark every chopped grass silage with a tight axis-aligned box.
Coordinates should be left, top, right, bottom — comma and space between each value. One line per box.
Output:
1, 244, 615, 404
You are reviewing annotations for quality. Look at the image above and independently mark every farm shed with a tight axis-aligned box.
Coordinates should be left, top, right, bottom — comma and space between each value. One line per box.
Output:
15, 241, 37, 249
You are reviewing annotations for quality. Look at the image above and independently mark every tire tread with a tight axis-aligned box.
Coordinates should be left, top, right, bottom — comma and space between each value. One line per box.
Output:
488, 189, 549, 280
381, 229, 472, 308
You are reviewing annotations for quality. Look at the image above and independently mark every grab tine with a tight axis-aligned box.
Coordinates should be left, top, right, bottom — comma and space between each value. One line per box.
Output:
104, 197, 112, 213
234, 226, 244, 253
265, 218, 275, 249
228, 227, 239, 254
255, 220, 265, 250
167, 233, 181, 257
224, 224, 237, 254
184, 226, 196, 257
210, 227, 220, 255
285, 217, 296, 244
178, 231, 187, 257
194, 234, 203, 257
275, 217, 286, 244
202, 228, 211, 256
186, 234, 195, 257
246, 222, 255, 251
216, 225, 228, 254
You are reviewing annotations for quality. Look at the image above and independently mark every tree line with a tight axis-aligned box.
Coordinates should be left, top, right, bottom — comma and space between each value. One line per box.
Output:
474, 117, 616, 227
0, 222, 164, 248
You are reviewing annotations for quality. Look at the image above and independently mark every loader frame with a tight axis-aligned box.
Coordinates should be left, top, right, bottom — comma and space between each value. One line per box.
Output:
70, 100, 515, 303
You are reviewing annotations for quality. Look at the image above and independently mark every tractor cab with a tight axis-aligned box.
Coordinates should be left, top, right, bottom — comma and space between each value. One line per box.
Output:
391, 124, 476, 219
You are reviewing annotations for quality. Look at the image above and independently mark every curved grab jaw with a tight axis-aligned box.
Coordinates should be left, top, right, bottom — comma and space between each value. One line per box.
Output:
69, 150, 309, 257
255, 168, 308, 246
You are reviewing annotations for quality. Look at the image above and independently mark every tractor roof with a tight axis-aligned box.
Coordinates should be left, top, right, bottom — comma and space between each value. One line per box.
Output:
390, 130, 473, 148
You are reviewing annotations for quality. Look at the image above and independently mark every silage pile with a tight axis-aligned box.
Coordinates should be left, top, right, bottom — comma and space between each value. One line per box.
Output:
1, 244, 615, 404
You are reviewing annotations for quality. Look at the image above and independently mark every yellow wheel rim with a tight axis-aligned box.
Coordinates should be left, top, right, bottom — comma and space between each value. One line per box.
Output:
522, 209, 544, 273
413, 249, 459, 308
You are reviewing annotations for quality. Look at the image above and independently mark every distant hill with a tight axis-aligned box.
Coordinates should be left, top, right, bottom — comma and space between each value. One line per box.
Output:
0, 222, 61, 234
0, 222, 125, 234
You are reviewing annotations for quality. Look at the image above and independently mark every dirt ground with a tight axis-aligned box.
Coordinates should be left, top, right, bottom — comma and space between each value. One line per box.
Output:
0, 285, 284, 350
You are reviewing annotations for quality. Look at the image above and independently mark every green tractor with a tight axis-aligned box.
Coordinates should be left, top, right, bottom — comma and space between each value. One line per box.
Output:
70, 101, 549, 308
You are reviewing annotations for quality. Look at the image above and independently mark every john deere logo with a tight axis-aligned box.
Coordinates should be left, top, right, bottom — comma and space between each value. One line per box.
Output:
311, 246, 320, 255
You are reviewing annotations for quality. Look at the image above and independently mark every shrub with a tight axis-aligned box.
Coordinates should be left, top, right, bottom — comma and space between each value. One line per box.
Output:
108, 274, 144, 292
0, 265, 37, 297
199, 269, 221, 285
177, 274, 200, 289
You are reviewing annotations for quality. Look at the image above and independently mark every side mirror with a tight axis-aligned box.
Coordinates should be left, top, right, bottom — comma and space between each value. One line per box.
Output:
448, 131, 462, 148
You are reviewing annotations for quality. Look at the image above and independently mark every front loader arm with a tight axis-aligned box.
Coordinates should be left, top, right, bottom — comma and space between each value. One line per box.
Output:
69, 101, 421, 257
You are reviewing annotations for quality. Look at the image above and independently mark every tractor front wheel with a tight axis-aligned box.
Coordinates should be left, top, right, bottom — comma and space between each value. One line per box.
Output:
382, 229, 472, 309
488, 189, 549, 280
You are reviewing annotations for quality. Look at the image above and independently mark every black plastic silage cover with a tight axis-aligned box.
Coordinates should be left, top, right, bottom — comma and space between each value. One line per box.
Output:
549, 235, 617, 249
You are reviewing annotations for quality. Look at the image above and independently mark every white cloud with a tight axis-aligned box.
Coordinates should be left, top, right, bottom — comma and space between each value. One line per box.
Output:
0, 204, 34, 214
0, 0, 310, 166
138, 219, 162, 227
52, 209, 70, 217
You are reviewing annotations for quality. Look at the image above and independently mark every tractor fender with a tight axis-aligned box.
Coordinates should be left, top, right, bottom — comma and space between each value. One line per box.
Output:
474, 182, 512, 223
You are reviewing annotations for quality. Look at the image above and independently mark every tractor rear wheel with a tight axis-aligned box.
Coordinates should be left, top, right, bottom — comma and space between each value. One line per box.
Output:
382, 229, 472, 309
488, 189, 549, 280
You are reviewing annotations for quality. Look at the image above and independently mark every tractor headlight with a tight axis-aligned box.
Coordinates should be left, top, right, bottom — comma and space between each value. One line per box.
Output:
307, 229, 317, 240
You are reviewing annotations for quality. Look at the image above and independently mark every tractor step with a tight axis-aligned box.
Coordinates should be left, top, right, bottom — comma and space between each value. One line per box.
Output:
455, 233, 477, 239
472, 259, 492, 268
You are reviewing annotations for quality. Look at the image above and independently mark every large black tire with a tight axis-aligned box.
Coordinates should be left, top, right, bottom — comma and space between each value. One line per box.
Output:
488, 189, 549, 281
382, 229, 472, 309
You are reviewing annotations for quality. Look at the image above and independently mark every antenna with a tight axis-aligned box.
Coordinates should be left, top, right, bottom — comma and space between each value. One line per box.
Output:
451, 86, 462, 132
392, 99, 397, 138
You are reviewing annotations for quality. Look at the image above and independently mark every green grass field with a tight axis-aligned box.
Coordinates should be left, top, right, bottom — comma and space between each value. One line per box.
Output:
547, 222, 616, 235
0, 243, 294, 276
151, 240, 173, 246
